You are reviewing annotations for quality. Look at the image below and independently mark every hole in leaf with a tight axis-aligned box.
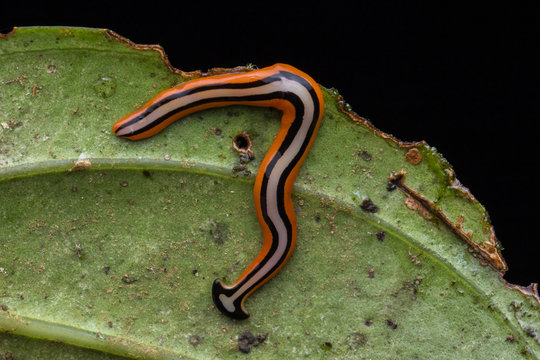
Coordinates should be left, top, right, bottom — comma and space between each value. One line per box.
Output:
232, 132, 254, 160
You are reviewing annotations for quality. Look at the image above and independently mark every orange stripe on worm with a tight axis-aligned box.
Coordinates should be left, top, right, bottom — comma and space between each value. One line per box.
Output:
113, 64, 324, 319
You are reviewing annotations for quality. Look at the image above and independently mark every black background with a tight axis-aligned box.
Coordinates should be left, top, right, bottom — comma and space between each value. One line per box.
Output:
2, 2, 538, 286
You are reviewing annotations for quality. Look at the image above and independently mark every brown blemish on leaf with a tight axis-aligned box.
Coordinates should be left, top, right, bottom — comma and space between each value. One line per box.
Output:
68, 159, 91, 172
408, 249, 422, 266
326, 212, 336, 234
4, 74, 28, 86
388, 170, 508, 273
455, 215, 469, 235
404, 196, 432, 220
121, 274, 138, 284
405, 148, 422, 165
1, 120, 23, 130
31, 84, 43, 96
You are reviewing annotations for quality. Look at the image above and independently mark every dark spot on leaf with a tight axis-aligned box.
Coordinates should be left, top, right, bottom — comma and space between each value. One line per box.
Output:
142, 170, 152, 178
256, 333, 268, 343
211, 228, 222, 242
320, 342, 333, 351
206, 222, 229, 245
524, 327, 537, 338
4, 120, 23, 129
233, 165, 247, 173
358, 150, 372, 161
240, 331, 255, 344
376, 230, 386, 241
385, 319, 398, 330
237, 331, 268, 353
239, 152, 254, 163
360, 198, 378, 213
238, 341, 251, 354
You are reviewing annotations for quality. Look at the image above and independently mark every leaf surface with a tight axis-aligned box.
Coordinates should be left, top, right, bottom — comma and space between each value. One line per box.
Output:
1, 27, 538, 359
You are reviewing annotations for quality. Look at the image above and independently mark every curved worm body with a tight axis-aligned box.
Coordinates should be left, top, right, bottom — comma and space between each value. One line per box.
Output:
113, 64, 324, 319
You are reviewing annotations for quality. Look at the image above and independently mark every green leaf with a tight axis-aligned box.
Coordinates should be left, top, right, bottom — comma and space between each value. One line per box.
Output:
1, 27, 538, 359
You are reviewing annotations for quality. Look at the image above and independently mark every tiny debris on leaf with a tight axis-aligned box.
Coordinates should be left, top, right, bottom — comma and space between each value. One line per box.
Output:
237, 331, 268, 353
360, 198, 378, 213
